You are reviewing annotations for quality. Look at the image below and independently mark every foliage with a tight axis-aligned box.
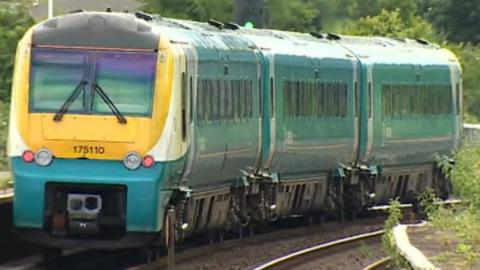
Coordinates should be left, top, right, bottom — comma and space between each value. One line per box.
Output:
0, 3, 34, 103
343, 9, 437, 41
426, 142, 480, 267
0, 176, 12, 191
140, 0, 234, 22
448, 142, 480, 208
418, 0, 480, 44
0, 100, 8, 171
418, 188, 441, 219
447, 44, 480, 119
381, 199, 410, 268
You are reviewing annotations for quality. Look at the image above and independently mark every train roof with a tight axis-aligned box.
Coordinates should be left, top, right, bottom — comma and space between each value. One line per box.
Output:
30, 11, 459, 67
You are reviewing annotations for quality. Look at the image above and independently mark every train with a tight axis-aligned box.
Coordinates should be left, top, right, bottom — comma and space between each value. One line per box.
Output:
7, 11, 461, 251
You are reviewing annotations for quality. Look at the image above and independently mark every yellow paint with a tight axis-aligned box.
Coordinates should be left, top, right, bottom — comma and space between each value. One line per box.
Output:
12, 24, 175, 160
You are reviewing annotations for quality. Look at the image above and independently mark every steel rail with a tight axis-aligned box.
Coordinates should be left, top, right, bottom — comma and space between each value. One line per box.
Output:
252, 229, 385, 270
363, 257, 392, 270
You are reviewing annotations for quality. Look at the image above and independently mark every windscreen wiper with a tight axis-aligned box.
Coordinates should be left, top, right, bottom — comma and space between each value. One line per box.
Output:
93, 82, 127, 124
53, 80, 87, 122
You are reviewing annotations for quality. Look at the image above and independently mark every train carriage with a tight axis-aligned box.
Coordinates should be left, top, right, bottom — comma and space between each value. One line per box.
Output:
7, 11, 461, 250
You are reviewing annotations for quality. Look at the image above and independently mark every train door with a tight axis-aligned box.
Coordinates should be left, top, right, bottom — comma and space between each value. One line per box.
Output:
265, 53, 276, 168
180, 45, 197, 186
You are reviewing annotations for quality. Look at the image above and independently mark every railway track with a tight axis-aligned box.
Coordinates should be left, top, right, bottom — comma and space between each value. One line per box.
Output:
1, 197, 458, 269
363, 257, 392, 270
131, 218, 387, 270
252, 230, 385, 270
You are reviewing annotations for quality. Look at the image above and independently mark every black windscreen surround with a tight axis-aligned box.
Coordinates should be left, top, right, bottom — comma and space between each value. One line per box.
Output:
32, 12, 160, 50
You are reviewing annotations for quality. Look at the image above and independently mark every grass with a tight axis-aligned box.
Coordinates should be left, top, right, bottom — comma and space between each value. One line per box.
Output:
415, 140, 480, 268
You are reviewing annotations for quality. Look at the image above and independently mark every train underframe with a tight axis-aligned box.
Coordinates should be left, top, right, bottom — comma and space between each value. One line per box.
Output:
164, 162, 452, 247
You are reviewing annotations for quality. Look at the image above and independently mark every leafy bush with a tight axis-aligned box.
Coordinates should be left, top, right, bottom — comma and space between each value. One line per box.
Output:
0, 3, 34, 103
0, 100, 8, 171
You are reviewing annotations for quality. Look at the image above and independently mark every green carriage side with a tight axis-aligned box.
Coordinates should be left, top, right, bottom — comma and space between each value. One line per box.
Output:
339, 36, 461, 204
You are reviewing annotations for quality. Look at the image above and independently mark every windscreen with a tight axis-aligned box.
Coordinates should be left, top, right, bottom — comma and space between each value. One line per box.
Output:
30, 49, 89, 112
92, 51, 157, 116
29, 48, 157, 116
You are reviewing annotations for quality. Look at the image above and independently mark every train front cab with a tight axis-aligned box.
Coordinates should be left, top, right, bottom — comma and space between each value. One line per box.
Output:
8, 12, 180, 249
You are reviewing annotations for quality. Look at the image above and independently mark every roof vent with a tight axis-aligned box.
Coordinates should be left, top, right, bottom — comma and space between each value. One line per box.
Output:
135, 12, 153, 21
310, 32, 324, 39
68, 9, 85, 14
208, 19, 224, 29
224, 22, 240, 30
415, 38, 430, 45
326, 32, 341, 41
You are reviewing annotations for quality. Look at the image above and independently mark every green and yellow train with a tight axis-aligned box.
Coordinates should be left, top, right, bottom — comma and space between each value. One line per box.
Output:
7, 11, 461, 249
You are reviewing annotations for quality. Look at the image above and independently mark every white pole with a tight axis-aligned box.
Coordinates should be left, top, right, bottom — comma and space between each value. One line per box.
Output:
48, 0, 53, 19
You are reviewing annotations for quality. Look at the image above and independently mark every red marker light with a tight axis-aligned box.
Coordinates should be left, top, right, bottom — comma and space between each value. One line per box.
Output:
142, 155, 154, 168
22, 150, 35, 163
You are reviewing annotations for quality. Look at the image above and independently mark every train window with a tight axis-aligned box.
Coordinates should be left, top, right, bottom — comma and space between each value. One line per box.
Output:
354, 81, 358, 117
298, 81, 304, 116
319, 82, 324, 117
219, 80, 225, 120
189, 76, 193, 123
245, 80, 249, 118
456, 83, 460, 115
204, 80, 210, 121
291, 82, 297, 117
197, 79, 204, 121
259, 78, 263, 118
382, 85, 389, 118
368, 82, 372, 118
235, 80, 240, 120
309, 82, 315, 116
270, 77, 275, 118
224, 80, 230, 121
284, 81, 290, 118
208, 80, 214, 121
248, 80, 253, 118
323, 83, 328, 117
340, 83, 348, 117
333, 83, 340, 117
181, 72, 186, 141
238, 80, 244, 119
308, 82, 314, 116
210, 80, 217, 121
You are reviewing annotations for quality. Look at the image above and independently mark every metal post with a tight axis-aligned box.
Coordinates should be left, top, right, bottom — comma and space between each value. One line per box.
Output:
48, 0, 53, 19
166, 208, 175, 270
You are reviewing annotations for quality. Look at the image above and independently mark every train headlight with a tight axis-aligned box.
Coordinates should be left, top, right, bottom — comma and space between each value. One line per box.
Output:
35, 148, 53, 166
123, 152, 142, 170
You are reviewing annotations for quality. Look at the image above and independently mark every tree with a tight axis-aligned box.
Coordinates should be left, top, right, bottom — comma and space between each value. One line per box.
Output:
344, 9, 437, 41
140, 0, 233, 22
0, 3, 34, 102
418, 0, 480, 44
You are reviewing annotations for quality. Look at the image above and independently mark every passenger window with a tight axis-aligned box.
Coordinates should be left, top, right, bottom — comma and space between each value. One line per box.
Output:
270, 77, 275, 118
197, 79, 204, 121
259, 78, 263, 118
189, 76, 193, 123
219, 80, 225, 120
181, 72, 186, 141
368, 82, 372, 118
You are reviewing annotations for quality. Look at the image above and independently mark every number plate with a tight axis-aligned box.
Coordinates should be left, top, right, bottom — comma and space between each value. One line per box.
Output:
73, 145, 106, 155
